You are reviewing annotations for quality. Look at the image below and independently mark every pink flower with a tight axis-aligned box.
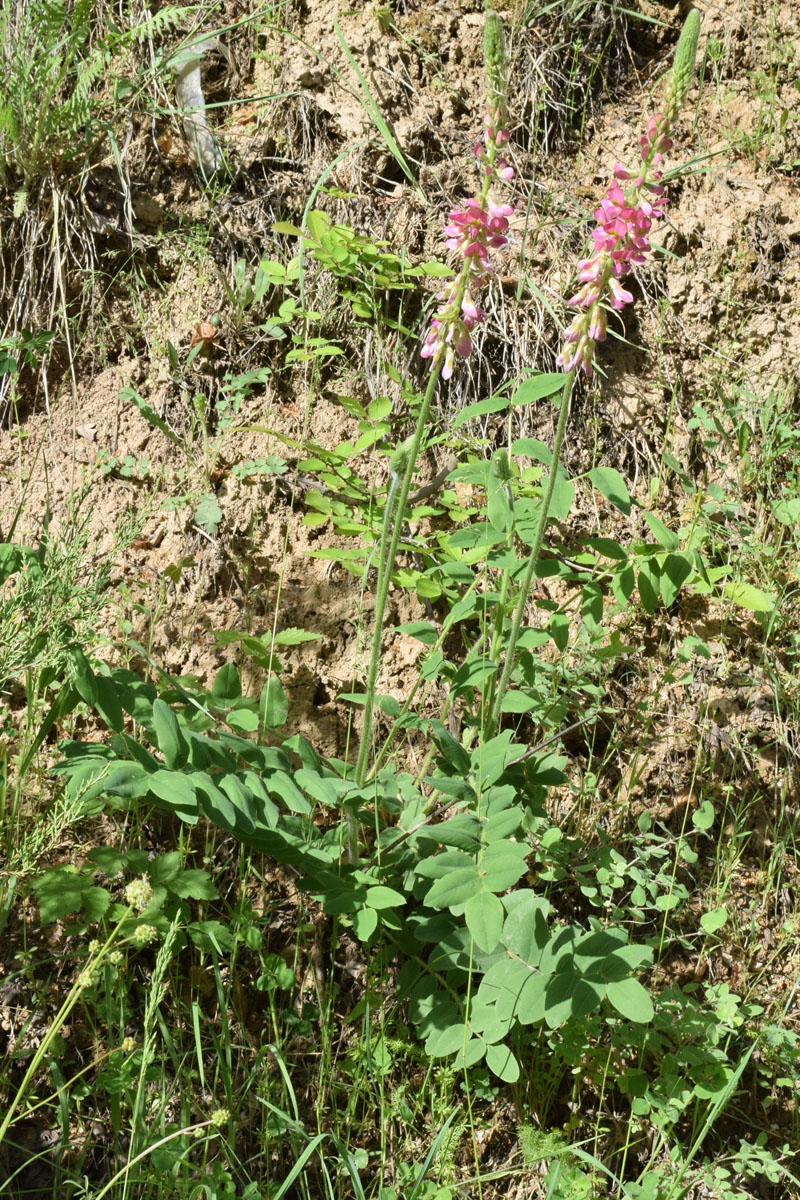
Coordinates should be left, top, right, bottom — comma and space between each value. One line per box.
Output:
555, 110, 677, 376
420, 102, 514, 378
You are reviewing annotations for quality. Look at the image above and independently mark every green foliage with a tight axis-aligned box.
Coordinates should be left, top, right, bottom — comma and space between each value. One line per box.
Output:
275, 209, 450, 327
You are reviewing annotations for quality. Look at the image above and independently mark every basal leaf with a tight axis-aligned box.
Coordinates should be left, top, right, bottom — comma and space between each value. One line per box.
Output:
485, 1042, 520, 1083
365, 885, 406, 910
152, 699, 189, 769
606, 976, 654, 1023
425, 867, 482, 910
660, 552, 694, 608
211, 663, 242, 705
511, 374, 566, 405
464, 891, 504, 953
260, 676, 288, 729
480, 841, 529, 892
588, 467, 631, 515
723, 581, 774, 613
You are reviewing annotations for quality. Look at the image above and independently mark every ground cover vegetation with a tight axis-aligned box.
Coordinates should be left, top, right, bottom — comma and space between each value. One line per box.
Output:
0, 0, 799, 1197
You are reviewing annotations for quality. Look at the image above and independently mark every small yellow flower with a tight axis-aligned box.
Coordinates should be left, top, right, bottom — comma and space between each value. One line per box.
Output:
210, 1107, 230, 1128
121, 1037, 136, 1054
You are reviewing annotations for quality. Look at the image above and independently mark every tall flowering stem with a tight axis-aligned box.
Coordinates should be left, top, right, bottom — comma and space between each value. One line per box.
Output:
419, 9, 515, 381
490, 10, 700, 734
354, 11, 515, 798
557, 10, 701, 376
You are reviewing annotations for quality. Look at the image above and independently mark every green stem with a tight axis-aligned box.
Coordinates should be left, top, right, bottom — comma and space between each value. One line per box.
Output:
354, 83, 507, 800
488, 369, 574, 736
0, 908, 132, 1151
353, 361, 442, 794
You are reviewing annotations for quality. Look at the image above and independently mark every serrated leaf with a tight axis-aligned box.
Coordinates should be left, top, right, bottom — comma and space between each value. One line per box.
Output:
606, 976, 654, 1023
167, 869, 217, 900
32, 867, 92, 925
195, 495, 222, 533
464, 891, 504, 953
149, 851, 181, 884
82, 886, 112, 921
188, 920, 234, 953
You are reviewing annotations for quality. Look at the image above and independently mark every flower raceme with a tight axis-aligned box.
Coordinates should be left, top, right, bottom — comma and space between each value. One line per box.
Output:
420, 197, 513, 378
419, 8, 516, 379
556, 113, 672, 376
556, 9, 701, 376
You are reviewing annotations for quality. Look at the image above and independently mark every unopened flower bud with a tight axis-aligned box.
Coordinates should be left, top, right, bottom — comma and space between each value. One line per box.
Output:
390, 437, 413, 478
484, 11, 506, 117
491, 448, 513, 485
664, 9, 701, 122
